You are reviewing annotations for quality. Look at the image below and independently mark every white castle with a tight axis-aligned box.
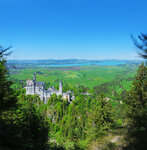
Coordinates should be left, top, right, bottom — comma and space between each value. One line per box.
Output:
26, 74, 74, 103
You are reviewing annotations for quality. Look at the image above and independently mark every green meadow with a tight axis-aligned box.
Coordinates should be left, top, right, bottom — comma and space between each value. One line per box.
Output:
10, 64, 137, 94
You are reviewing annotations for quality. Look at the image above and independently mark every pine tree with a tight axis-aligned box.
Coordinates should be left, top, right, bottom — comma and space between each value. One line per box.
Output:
0, 46, 17, 112
131, 33, 147, 59
86, 94, 115, 140
0, 46, 51, 150
0, 46, 17, 149
124, 63, 147, 150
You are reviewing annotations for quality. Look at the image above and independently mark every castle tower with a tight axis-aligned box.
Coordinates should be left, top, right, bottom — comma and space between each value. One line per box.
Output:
59, 81, 63, 94
33, 73, 36, 94
33, 73, 36, 82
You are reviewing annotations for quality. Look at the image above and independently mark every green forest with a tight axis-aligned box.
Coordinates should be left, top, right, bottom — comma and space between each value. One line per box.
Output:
0, 34, 147, 150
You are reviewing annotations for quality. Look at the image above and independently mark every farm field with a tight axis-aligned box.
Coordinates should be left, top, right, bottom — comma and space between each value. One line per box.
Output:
10, 63, 138, 94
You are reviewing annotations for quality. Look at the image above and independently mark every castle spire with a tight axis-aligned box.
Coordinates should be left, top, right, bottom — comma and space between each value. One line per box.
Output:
33, 73, 36, 82
59, 81, 63, 93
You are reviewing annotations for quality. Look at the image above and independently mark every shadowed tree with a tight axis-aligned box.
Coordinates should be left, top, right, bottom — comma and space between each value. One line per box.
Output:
124, 34, 147, 150
131, 33, 147, 59
0, 46, 17, 149
124, 63, 147, 150
0, 46, 55, 150
0, 46, 17, 112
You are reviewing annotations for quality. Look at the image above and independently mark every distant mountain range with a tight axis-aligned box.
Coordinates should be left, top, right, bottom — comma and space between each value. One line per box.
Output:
7, 59, 144, 64
6, 59, 145, 68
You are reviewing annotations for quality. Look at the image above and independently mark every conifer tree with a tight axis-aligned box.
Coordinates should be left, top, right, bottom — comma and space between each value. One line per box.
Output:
0, 46, 52, 150
86, 94, 114, 140
0, 46, 17, 149
131, 33, 147, 59
124, 63, 147, 150
0, 46, 17, 112
124, 33, 147, 150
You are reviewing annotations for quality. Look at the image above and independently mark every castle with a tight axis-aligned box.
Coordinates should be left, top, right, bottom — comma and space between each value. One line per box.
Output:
26, 74, 74, 103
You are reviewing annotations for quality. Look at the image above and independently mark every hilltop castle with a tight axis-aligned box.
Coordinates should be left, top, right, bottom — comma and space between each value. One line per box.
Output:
26, 74, 74, 103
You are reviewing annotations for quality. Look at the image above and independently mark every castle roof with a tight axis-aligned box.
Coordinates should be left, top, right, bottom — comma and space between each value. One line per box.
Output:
36, 81, 45, 87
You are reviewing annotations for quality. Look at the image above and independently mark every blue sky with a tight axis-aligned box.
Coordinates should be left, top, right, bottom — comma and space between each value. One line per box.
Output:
0, 0, 147, 60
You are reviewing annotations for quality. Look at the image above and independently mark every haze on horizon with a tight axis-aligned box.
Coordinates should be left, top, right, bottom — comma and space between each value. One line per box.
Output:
0, 0, 147, 60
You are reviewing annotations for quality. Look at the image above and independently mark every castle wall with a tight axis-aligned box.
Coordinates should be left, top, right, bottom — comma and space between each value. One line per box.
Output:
26, 85, 35, 95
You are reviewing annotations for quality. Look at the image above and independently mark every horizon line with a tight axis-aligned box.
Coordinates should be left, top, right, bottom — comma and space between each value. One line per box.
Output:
7, 58, 144, 61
